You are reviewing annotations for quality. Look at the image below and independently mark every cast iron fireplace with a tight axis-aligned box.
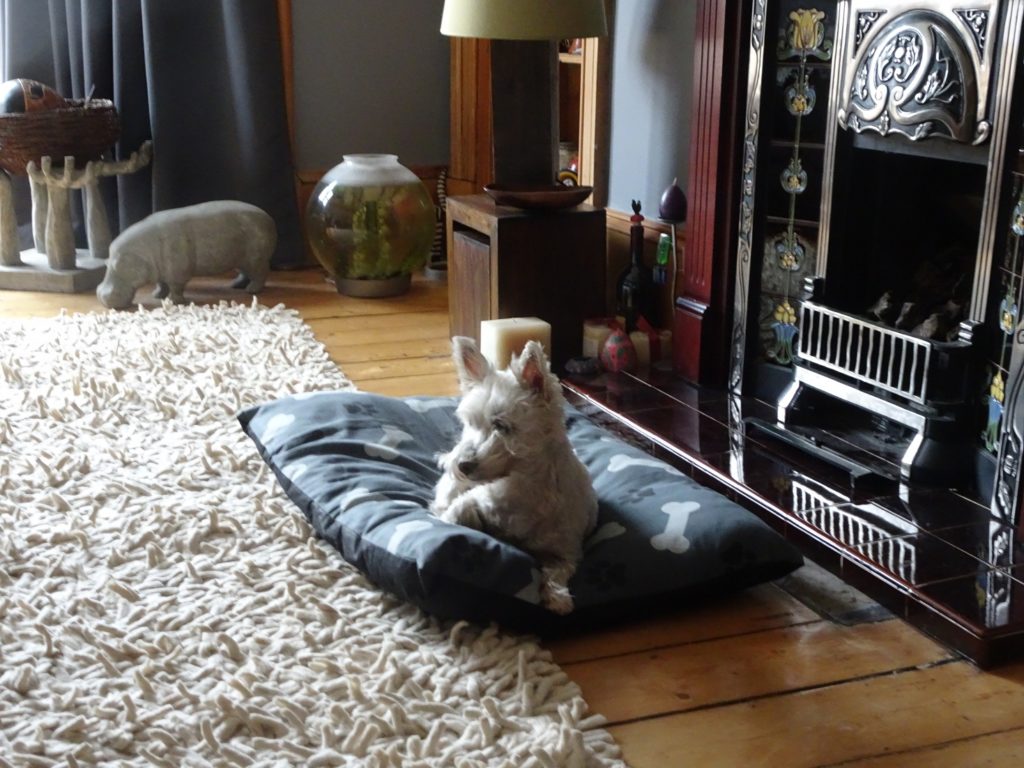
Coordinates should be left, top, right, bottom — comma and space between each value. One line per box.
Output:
734, 0, 1024, 513
715, 0, 1024, 661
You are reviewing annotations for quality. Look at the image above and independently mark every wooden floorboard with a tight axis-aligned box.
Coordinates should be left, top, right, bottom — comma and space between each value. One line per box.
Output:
341, 354, 454, 384
4, 267, 1024, 767
355, 371, 458, 398
610, 660, 1024, 767
565, 619, 951, 724
309, 321, 453, 360
546, 582, 820, 665
830, 727, 1024, 767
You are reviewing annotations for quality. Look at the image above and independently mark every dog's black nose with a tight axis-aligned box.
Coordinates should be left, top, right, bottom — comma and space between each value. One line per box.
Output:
457, 460, 478, 476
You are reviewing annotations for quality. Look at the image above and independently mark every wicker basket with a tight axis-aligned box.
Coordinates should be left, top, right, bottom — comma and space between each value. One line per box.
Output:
0, 98, 121, 175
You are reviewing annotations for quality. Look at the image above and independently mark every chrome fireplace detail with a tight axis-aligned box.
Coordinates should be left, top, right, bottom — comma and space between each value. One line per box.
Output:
723, 0, 1024, 664
790, 477, 919, 583
778, 277, 975, 483
731, 0, 1024, 499
818, 0, 1020, 317
836, 3, 1000, 146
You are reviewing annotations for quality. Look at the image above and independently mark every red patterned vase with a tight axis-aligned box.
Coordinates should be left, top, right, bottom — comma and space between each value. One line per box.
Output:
600, 329, 637, 372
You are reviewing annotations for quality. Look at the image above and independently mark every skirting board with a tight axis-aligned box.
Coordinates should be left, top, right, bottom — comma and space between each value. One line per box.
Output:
0, 249, 106, 293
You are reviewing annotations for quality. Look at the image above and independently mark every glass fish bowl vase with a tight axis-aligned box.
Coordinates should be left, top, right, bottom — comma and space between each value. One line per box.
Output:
306, 154, 435, 297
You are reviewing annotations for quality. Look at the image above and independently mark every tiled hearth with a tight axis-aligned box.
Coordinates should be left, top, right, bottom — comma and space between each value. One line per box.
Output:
563, 368, 1024, 668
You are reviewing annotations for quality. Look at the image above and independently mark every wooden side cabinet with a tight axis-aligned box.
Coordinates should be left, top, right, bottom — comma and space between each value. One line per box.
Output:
446, 194, 606, 370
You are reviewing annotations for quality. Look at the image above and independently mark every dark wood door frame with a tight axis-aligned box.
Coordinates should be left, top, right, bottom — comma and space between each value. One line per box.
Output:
672, 0, 752, 386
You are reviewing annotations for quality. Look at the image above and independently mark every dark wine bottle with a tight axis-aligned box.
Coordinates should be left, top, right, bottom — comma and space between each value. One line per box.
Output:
616, 200, 657, 331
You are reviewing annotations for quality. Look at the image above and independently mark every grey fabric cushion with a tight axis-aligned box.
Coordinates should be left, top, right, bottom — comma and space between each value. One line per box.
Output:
238, 391, 802, 627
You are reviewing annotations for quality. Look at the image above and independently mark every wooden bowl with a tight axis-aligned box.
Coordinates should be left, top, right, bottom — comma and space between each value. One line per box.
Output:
484, 184, 593, 210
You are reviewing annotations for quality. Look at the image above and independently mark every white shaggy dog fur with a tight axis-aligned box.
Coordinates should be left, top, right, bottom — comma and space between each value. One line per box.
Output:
431, 336, 598, 614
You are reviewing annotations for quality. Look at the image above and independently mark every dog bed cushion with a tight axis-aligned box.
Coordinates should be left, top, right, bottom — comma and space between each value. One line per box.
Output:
238, 391, 803, 627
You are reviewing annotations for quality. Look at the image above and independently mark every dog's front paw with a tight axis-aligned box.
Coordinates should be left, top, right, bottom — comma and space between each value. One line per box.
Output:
432, 503, 460, 525
431, 470, 458, 516
539, 559, 577, 615
540, 582, 574, 615
436, 495, 484, 530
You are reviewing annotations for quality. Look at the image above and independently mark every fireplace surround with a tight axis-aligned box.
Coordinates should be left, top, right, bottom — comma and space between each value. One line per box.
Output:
732, 0, 1024, 519
568, 0, 1024, 666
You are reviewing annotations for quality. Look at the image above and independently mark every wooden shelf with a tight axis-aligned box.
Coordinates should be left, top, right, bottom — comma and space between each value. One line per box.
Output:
560, 52, 582, 147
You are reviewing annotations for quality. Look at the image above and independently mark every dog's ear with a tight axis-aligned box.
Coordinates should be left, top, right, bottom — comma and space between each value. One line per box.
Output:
452, 336, 491, 391
515, 341, 551, 397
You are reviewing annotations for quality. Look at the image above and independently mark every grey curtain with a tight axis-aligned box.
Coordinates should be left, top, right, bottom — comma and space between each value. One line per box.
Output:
0, 0, 302, 267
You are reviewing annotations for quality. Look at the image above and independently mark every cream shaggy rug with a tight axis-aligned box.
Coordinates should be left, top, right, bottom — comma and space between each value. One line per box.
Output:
0, 301, 624, 768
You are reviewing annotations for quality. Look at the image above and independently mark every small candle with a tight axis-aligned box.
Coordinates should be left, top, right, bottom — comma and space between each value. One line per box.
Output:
658, 330, 673, 364
582, 319, 613, 358
480, 317, 552, 369
629, 330, 651, 368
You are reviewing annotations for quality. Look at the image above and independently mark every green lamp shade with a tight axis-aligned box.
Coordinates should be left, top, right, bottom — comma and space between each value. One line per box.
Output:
440, 0, 608, 40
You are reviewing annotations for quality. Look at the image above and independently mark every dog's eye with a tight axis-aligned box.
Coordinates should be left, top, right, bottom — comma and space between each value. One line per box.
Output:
492, 418, 511, 435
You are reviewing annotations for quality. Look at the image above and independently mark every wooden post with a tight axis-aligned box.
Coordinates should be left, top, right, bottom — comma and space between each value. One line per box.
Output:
39, 157, 77, 269
489, 39, 558, 188
30, 174, 48, 254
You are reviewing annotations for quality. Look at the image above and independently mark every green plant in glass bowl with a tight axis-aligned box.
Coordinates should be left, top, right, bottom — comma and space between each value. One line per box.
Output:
306, 154, 435, 297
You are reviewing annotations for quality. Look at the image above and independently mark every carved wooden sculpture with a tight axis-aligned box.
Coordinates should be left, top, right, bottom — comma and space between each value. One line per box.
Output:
0, 171, 18, 266
24, 140, 152, 269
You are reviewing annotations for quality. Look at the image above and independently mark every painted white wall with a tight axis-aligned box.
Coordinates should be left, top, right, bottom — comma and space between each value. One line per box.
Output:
292, 0, 450, 170
606, 0, 696, 216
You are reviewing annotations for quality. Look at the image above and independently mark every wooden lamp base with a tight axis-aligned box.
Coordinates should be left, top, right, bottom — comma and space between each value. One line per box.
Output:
489, 39, 559, 188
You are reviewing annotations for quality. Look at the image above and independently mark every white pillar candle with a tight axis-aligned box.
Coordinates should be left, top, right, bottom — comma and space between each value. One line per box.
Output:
658, 330, 673, 364
629, 330, 651, 368
582, 319, 613, 358
480, 317, 552, 369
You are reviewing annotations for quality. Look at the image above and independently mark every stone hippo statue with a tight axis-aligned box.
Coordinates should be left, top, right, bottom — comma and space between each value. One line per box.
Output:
97, 200, 276, 309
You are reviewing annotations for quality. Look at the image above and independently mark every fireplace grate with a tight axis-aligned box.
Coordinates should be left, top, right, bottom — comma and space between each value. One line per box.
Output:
795, 300, 973, 409
777, 283, 976, 484
791, 479, 918, 583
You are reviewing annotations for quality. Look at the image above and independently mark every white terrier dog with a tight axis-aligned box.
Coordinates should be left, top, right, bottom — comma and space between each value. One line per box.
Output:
431, 336, 598, 614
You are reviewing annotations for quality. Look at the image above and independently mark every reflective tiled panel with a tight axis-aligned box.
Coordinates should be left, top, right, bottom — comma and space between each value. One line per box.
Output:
621, 406, 734, 457
563, 373, 1024, 667
916, 571, 1024, 632
856, 491, 996, 532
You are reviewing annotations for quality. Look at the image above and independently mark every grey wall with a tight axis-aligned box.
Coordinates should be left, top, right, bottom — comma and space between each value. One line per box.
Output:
292, 0, 450, 171
292, 0, 695, 213
606, 0, 696, 216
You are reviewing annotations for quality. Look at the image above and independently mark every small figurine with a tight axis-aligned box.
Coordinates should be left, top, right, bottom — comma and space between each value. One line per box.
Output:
97, 200, 276, 309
